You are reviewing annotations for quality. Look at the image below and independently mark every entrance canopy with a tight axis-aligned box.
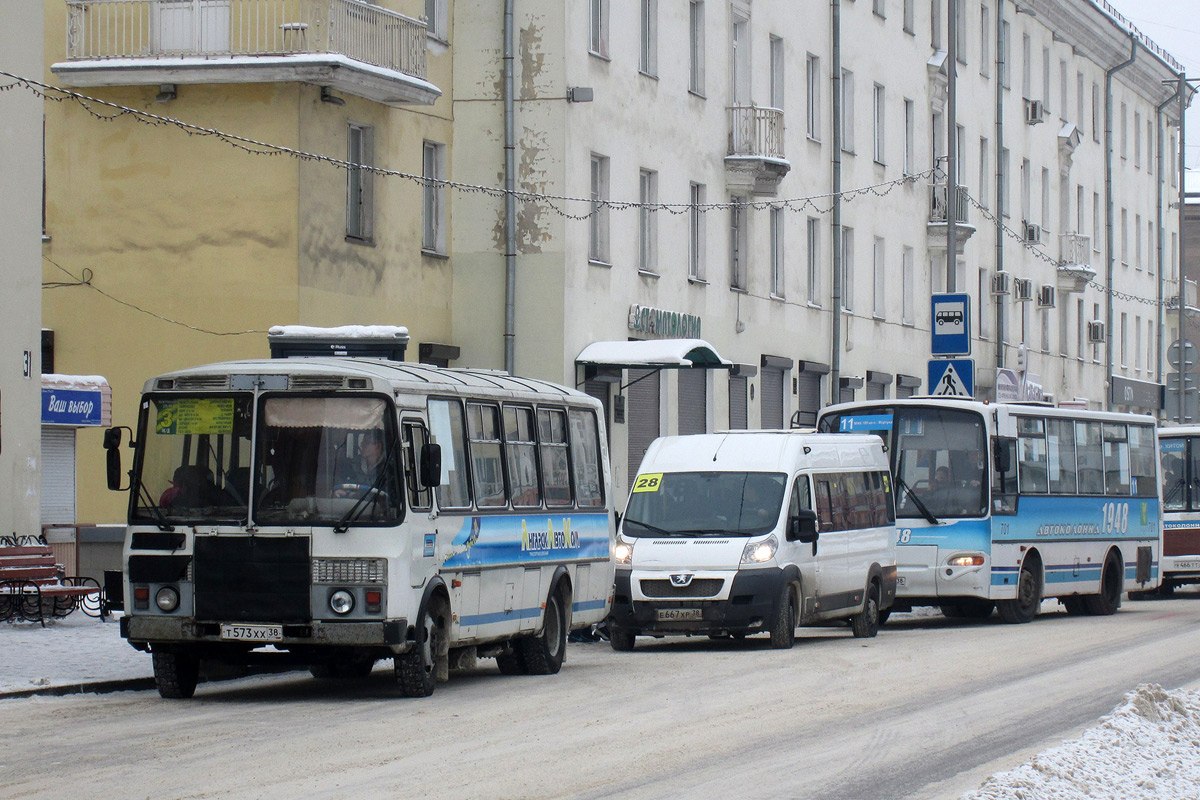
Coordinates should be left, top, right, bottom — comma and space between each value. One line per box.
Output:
575, 339, 733, 370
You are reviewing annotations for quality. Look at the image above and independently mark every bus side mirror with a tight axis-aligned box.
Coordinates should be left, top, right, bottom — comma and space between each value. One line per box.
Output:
992, 438, 1013, 473
419, 443, 442, 489
788, 509, 819, 543
104, 427, 130, 491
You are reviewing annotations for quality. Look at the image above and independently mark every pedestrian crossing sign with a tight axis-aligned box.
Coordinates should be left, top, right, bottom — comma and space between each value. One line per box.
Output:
928, 358, 974, 397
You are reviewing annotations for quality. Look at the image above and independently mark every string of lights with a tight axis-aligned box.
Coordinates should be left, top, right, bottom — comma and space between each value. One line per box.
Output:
0, 70, 937, 219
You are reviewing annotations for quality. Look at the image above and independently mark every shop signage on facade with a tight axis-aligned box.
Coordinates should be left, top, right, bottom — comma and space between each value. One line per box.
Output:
627, 304, 702, 339
41, 387, 103, 426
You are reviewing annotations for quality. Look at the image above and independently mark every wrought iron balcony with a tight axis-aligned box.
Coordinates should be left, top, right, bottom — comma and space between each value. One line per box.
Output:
926, 183, 975, 250
53, 0, 440, 106
725, 105, 789, 196
1165, 278, 1200, 314
1056, 232, 1096, 293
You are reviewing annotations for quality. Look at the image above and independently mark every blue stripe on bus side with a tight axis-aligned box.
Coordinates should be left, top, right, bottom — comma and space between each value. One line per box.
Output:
990, 561, 1158, 585
459, 598, 608, 626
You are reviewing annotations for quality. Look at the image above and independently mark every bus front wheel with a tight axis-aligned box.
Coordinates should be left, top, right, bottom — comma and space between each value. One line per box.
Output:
395, 596, 448, 697
998, 560, 1042, 624
152, 649, 200, 699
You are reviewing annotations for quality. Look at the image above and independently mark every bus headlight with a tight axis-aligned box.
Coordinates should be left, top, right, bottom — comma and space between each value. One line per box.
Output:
155, 586, 180, 612
741, 536, 778, 564
613, 537, 635, 566
329, 589, 355, 615
947, 554, 985, 567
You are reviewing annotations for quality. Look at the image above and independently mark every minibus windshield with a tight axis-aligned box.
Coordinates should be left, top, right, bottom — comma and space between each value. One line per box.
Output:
623, 471, 787, 537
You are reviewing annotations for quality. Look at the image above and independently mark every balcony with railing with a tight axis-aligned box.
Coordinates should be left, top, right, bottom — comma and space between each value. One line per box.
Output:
926, 183, 975, 250
725, 105, 789, 196
1165, 277, 1200, 316
53, 0, 440, 106
1056, 232, 1096, 293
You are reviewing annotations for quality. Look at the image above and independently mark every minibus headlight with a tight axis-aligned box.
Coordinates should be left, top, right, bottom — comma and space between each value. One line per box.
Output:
154, 586, 180, 612
613, 538, 635, 566
741, 536, 778, 564
947, 554, 986, 568
329, 589, 355, 615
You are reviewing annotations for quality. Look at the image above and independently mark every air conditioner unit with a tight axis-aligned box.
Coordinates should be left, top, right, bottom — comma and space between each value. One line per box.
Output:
1037, 285, 1056, 308
1087, 320, 1106, 343
991, 271, 1012, 296
1023, 222, 1043, 244
1025, 98, 1046, 125
1014, 278, 1033, 302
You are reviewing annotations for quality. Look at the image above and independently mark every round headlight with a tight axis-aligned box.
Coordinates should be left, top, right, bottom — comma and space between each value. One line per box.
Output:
155, 586, 180, 612
329, 589, 355, 615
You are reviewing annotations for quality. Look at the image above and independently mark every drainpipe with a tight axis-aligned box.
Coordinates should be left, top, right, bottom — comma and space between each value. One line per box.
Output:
1156, 85, 1181, 386
830, 0, 842, 405
1104, 35, 1137, 410
1177, 73, 1190, 422
503, 0, 517, 374
994, 1, 1006, 370
946, 0, 959, 293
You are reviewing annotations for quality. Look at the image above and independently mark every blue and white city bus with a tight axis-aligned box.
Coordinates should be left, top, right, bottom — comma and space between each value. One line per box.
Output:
1155, 426, 1200, 595
105, 328, 615, 698
817, 398, 1160, 623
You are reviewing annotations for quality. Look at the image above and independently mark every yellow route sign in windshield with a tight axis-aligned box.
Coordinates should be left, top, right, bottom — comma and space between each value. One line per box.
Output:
632, 473, 663, 493
155, 398, 234, 435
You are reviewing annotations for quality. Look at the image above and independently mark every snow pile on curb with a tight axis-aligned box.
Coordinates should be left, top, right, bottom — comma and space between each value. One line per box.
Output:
964, 684, 1200, 800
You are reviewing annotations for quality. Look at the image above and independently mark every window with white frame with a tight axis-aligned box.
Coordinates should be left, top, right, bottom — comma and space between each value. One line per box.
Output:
424, 0, 448, 42
840, 226, 854, 311
1092, 83, 1101, 142
874, 0, 886, 19
999, 20, 1010, 88
999, 147, 1009, 217
807, 216, 821, 303
1120, 102, 1127, 159
1040, 166, 1049, 229
1041, 305, 1050, 353
1076, 298, 1085, 358
956, 124, 966, 185
1076, 72, 1084, 126
346, 123, 374, 242
872, 237, 885, 318
902, 246, 915, 324
1134, 110, 1142, 169
977, 267, 988, 336
1134, 213, 1142, 270
1041, 46, 1050, 108
730, 196, 748, 290
930, 0, 942, 50
1120, 207, 1128, 265
979, 4, 989, 77
1120, 312, 1128, 367
1059, 60, 1067, 119
589, 0, 609, 58
954, 0, 966, 65
1076, 184, 1084, 233
1135, 316, 1142, 371
639, 169, 658, 274
1092, 302, 1101, 362
840, 69, 855, 153
689, 182, 706, 281
806, 54, 821, 140
903, 0, 914, 34
873, 84, 886, 164
978, 137, 989, 209
770, 208, 785, 297
903, 98, 914, 174
422, 140, 446, 254
589, 154, 610, 263
1093, 192, 1101, 252
689, 1, 705, 94
1019, 158, 1030, 222
1021, 34, 1031, 98
640, 0, 657, 76
770, 36, 784, 109
1148, 218, 1156, 276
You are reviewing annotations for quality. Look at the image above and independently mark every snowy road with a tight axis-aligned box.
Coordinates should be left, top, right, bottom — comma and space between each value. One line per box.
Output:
2, 598, 1200, 800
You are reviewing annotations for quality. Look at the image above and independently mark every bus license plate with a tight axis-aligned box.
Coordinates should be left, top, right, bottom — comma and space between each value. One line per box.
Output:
1176, 561, 1200, 569
220, 624, 283, 642
657, 608, 702, 622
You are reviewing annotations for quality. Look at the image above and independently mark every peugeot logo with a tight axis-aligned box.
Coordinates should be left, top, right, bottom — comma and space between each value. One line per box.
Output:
670, 573, 694, 587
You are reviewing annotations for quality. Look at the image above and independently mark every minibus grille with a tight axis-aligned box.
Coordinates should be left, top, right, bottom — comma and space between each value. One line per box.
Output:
193, 535, 311, 623
640, 578, 724, 598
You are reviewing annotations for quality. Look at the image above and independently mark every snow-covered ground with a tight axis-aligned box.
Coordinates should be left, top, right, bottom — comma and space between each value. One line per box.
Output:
2, 613, 1199, 799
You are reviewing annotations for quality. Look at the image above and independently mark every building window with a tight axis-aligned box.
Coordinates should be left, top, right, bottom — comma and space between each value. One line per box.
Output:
840, 226, 854, 311
874, 0, 886, 19
1021, 34, 1031, 98
770, 208, 785, 297
1093, 192, 1101, 253
589, 0, 609, 58
840, 68, 855, 153
730, 196, 748, 290
977, 267, 988, 336
1076, 72, 1084, 126
1041, 46, 1050, 109
902, 246, 915, 324
930, 0, 942, 50
422, 141, 446, 254
424, 0, 448, 42
1059, 59, 1068, 119
689, 183, 706, 281
1120, 102, 1128, 160
1134, 110, 1142, 169
1135, 213, 1142, 270
1092, 83, 1101, 142
978, 137, 989, 209
589, 154, 610, 263
806, 216, 821, 304
731, 14, 749, 104
1121, 208, 1128, 265
999, 20, 1010, 88
954, 0, 967, 64
979, 4, 989, 77
346, 124, 374, 242
638, 169, 658, 274
806, 54, 821, 140
873, 83, 886, 165
770, 35, 784, 110
903, 0, 914, 34
999, 147, 1009, 218
903, 98, 915, 175
872, 237, 885, 318
689, 1, 705, 94
1040, 166, 1049, 229
640, 0, 657, 76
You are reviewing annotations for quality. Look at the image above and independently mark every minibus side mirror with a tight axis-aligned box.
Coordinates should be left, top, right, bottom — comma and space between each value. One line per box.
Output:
788, 509, 819, 543
419, 442, 442, 489
992, 437, 1013, 473
104, 427, 131, 491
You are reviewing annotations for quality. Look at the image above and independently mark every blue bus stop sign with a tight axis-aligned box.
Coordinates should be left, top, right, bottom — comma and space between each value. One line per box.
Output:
931, 293, 971, 356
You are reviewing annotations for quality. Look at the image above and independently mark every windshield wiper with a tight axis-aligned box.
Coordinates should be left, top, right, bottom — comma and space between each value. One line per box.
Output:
334, 438, 401, 533
621, 516, 681, 536
136, 480, 176, 532
895, 474, 939, 525
1164, 477, 1186, 505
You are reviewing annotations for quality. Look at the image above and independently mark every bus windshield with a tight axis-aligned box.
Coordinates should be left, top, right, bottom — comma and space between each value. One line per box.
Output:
822, 406, 987, 519
623, 472, 787, 537
132, 394, 403, 527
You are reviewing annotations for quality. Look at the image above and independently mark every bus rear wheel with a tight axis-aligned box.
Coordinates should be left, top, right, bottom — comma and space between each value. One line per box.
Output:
998, 560, 1041, 624
518, 586, 568, 675
1083, 553, 1123, 616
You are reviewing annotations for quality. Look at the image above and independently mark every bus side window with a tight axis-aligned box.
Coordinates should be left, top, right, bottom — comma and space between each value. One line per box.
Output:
569, 409, 605, 508
504, 406, 541, 508
539, 408, 573, 507
467, 402, 507, 509
428, 399, 472, 510
402, 421, 432, 511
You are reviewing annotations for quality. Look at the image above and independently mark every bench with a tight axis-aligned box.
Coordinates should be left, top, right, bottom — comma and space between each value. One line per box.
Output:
0, 536, 102, 627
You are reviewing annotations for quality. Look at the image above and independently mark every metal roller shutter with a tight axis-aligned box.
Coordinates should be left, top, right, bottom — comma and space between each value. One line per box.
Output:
678, 369, 707, 435
839, 386, 856, 404
896, 384, 917, 399
795, 373, 821, 427
728, 375, 748, 429
866, 381, 886, 401
627, 368, 661, 484
40, 427, 76, 525
761, 367, 784, 429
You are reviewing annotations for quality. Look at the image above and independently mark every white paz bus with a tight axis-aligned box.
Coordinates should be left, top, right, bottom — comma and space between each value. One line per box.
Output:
817, 398, 1160, 623
105, 327, 615, 698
